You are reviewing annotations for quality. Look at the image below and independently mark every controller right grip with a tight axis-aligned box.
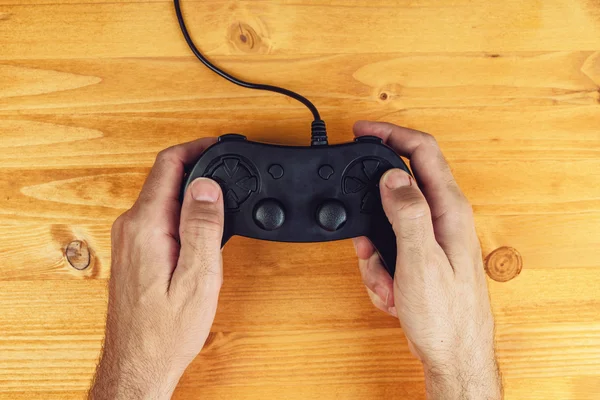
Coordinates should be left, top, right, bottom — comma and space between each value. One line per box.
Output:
367, 220, 398, 277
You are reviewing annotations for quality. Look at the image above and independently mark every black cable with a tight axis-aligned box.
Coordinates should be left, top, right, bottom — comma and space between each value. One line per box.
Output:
174, 0, 328, 145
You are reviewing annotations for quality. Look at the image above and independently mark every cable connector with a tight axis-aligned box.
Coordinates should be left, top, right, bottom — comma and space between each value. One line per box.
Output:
310, 120, 328, 146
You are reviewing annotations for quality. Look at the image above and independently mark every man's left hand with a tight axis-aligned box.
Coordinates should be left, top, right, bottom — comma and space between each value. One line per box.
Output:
89, 138, 224, 400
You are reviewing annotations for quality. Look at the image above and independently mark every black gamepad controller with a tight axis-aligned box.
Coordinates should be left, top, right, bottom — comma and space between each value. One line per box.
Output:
183, 134, 411, 277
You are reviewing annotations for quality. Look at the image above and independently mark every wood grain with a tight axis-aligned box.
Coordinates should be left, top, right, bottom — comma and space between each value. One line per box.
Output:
3, 0, 600, 60
1, 0, 599, 398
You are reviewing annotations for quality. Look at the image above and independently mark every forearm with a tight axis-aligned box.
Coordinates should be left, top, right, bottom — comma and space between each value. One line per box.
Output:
424, 356, 502, 400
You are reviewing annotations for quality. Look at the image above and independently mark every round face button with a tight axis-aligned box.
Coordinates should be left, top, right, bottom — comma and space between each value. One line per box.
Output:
316, 200, 347, 232
268, 164, 284, 179
318, 165, 334, 180
253, 199, 286, 231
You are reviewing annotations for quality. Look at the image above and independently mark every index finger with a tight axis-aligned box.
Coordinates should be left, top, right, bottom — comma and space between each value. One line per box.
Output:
353, 121, 466, 221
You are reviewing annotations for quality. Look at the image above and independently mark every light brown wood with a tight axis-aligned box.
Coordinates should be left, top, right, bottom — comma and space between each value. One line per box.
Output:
1, 0, 599, 398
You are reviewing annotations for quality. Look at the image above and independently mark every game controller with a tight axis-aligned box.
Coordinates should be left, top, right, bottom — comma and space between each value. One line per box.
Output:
174, 0, 412, 276
183, 134, 411, 277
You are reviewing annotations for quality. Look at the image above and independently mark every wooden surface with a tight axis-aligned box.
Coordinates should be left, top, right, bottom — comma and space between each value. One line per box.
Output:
1, 0, 600, 398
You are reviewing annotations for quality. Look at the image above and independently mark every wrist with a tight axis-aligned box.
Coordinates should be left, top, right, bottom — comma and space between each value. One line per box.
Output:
88, 346, 184, 400
423, 352, 502, 400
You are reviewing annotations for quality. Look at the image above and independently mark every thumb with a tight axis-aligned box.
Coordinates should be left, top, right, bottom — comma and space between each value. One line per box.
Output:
379, 169, 438, 282
170, 177, 224, 295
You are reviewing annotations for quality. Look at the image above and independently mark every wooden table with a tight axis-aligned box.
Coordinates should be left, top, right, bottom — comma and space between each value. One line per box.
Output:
1, 0, 599, 398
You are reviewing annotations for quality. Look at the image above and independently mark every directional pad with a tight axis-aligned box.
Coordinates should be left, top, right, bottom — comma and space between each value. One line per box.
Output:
342, 157, 392, 213
204, 156, 259, 211
224, 158, 240, 175
360, 191, 376, 213
362, 160, 381, 180
224, 189, 240, 210
343, 176, 366, 193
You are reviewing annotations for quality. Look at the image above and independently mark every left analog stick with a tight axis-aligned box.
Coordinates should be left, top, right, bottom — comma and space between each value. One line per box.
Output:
253, 199, 285, 231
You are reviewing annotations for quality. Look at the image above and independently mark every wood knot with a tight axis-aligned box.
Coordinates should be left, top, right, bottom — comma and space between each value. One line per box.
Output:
485, 246, 522, 282
65, 240, 91, 270
375, 85, 401, 103
228, 22, 265, 53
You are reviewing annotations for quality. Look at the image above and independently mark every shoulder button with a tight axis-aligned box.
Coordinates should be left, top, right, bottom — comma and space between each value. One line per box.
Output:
218, 134, 247, 142
354, 135, 383, 144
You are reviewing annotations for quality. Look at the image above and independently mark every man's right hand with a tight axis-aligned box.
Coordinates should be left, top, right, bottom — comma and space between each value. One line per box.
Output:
352, 121, 502, 400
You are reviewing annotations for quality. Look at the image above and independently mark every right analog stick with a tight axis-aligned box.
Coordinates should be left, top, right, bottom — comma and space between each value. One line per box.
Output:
316, 200, 347, 232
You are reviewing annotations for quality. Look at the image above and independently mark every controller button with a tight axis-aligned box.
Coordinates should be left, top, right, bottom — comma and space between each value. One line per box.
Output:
218, 134, 247, 142
223, 158, 239, 174
236, 176, 258, 191
268, 164, 284, 179
254, 199, 286, 231
316, 200, 347, 232
354, 135, 383, 144
362, 160, 381, 180
224, 189, 240, 209
318, 165, 334, 180
360, 191, 376, 213
343, 176, 366, 193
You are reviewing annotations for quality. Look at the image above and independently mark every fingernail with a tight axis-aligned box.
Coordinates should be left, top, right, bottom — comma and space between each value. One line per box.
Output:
376, 287, 390, 307
388, 306, 398, 317
190, 178, 220, 202
382, 169, 412, 190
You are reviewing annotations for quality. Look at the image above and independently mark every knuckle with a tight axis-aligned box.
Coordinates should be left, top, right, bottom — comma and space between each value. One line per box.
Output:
390, 196, 431, 243
421, 132, 439, 148
152, 148, 180, 174
395, 197, 430, 221
178, 244, 223, 286
182, 212, 223, 237
118, 211, 138, 235
112, 211, 133, 236
156, 147, 176, 163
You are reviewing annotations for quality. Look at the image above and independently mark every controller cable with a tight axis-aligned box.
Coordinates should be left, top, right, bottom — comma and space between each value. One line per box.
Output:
174, 0, 328, 146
